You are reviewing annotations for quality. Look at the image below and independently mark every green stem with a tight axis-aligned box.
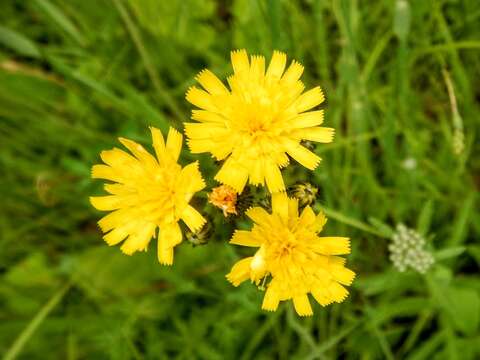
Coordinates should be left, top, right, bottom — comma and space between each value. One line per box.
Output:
3, 281, 72, 360
111, 0, 183, 125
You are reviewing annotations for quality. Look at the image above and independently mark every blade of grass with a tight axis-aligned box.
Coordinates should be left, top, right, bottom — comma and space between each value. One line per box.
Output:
33, 0, 85, 46
111, 0, 183, 125
0, 26, 42, 58
316, 205, 385, 237
3, 281, 72, 360
240, 308, 284, 360
306, 320, 361, 360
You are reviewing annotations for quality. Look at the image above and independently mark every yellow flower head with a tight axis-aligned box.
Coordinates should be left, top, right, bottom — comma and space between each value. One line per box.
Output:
185, 49, 333, 194
90, 127, 206, 265
226, 193, 355, 316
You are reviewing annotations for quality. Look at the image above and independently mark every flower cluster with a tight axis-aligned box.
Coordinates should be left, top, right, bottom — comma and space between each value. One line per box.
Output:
90, 50, 354, 316
389, 224, 435, 273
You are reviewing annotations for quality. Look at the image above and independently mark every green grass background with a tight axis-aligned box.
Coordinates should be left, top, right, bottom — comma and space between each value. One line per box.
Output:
1, 0, 479, 359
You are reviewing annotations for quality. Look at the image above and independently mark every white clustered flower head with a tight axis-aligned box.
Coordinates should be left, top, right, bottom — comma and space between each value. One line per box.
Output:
388, 224, 435, 274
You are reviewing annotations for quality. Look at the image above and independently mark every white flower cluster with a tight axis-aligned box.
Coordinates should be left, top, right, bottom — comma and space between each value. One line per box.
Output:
388, 224, 435, 273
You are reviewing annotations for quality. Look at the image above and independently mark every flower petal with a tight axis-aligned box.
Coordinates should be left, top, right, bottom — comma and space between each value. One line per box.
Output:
262, 286, 280, 312
158, 222, 182, 265
230, 230, 260, 247
166, 127, 183, 162
196, 69, 229, 95
295, 86, 325, 112
226, 257, 253, 286
293, 295, 313, 316
180, 205, 206, 232
272, 192, 289, 221
266, 50, 287, 79
231, 49, 249, 74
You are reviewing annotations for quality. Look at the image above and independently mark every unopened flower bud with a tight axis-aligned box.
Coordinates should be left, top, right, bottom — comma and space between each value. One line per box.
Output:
288, 182, 319, 208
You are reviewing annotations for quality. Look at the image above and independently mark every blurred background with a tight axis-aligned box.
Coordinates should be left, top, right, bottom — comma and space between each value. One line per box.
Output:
1, 0, 479, 359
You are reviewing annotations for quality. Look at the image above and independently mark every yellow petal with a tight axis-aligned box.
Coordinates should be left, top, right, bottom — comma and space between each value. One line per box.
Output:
186, 86, 217, 112
281, 60, 304, 85
245, 207, 270, 224
264, 161, 285, 193
329, 282, 349, 303
191, 110, 226, 123
215, 158, 249, 193
230, 230, 260, 247
187, 138, 216, 154
231, 49, 249, 74
158, 222, 182, 265
331, 266, 356, 286
91, 164, 121, 182
196, 69, 228, 95
262, 286, 280, 312
226, 257, 253, 286
120, 222, 156, 255
292, 127, 335, 143
288, 197, 299, 219
150, 126, 167, 164
314, 212, 328, 233
312, 289, 333, 307
311, 237, 351, 255
250, 55, 265, 78
100, 148, 137, 169
275, 152, 290, 168
104, 183, 131, 195
293, 295, 313, 316
291, 110, 324, 128
90, 195, 122, 211
249, 157, 264, 186
158, 246, 173, 266
266, 50, 287, 79
180, 205, 206, 232
295, 86, 325, 112
284, 141, 321, 170
272, 192, 289, 221
298, 206, 316, 228
250, 247, 267, 282
184, 122, 227, 139
97, 208, 131, 232
328, 256, 346, 267
178, 161, 205, 193
166, 127, 182, 162
103, 224, 133, 246
118, 137, 157, 168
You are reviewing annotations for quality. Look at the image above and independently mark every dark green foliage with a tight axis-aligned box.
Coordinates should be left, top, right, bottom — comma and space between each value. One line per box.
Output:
0, 0, 479, 359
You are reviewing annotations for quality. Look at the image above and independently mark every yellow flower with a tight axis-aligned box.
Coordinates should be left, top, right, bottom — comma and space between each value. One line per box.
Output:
185, 49, 333, 194
90, 127, 206, 265
226, 193, 355, 316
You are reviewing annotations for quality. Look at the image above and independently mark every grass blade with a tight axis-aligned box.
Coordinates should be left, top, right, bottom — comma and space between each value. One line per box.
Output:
3, 281, 71, 360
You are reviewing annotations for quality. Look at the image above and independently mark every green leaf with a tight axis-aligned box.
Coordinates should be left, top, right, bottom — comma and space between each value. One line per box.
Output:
434, 246, 466, 261
0, 26, 41, 58
355, 269, 419, 296
417, 200, 434, 236
368, 297, 431, 326
368, 217, 394, 237
445, 287, 480, 336
4, 253, 57, 288
34, 0, 85, 46
447, 192, 476, 247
